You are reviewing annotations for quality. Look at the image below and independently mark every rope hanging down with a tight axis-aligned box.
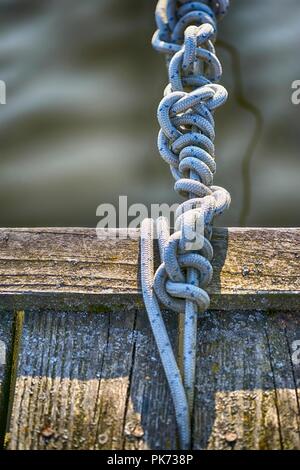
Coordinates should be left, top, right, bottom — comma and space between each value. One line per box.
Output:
141, 0, 230, 449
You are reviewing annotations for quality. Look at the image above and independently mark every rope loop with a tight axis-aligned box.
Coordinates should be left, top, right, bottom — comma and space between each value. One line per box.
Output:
154, 0, 230, 314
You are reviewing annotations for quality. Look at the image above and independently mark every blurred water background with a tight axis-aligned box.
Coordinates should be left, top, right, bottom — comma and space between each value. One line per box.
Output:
0, 0, 299, 227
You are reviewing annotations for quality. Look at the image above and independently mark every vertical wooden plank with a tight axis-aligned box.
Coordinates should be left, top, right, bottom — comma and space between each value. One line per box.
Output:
281, 312, 300, 437
123, 309, 178, 450
87, 309, 136, 450
0, 310, 14, 447
6, 309, 178, 450
7, 310, 112, 449
193, 311, 283, 450
264, 312, 300, 449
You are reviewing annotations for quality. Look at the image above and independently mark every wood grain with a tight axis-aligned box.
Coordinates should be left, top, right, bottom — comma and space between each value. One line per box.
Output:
5, 309, 300, 450
193, 310, 300, 450
0, 227, 299, 311
2, 227, 300, 449
6, 310, 178, 450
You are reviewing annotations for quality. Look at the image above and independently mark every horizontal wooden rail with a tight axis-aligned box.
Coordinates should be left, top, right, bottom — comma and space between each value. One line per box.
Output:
0, 227, 299, 311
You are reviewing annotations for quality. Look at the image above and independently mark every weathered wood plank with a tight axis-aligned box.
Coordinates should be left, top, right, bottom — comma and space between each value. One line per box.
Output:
193, 311, 300, 450
0, 310, 14, 447
6, 310, 178, 450
123, 310, 178, 450
264, 314, 300, 449
281, 312, 300, 433
0, 228, 299, 311
6, 308, 300, 450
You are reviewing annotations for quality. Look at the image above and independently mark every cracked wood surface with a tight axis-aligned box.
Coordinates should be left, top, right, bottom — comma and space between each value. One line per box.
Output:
4, 309, 300, 450
0, 227, 299, 311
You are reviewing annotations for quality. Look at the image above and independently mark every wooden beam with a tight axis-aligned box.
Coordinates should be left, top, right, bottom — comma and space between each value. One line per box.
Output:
0, 228, 299, 311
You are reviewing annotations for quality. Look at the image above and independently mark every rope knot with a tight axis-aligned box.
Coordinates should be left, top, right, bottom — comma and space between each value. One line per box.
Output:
151, 183, 230, 315
153, 228, 213, 314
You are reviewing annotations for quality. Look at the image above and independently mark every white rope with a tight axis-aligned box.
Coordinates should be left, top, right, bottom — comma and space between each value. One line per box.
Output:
141, 0, 230, 449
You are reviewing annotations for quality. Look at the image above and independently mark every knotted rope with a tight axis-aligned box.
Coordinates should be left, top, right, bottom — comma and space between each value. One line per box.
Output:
141, 0, 230, 449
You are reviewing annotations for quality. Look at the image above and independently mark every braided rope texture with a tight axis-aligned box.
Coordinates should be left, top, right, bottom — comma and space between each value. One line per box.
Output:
141, 0, 230, 449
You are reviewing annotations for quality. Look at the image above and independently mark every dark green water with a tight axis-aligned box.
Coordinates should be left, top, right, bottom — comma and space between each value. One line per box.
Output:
0, 0, 299, 227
